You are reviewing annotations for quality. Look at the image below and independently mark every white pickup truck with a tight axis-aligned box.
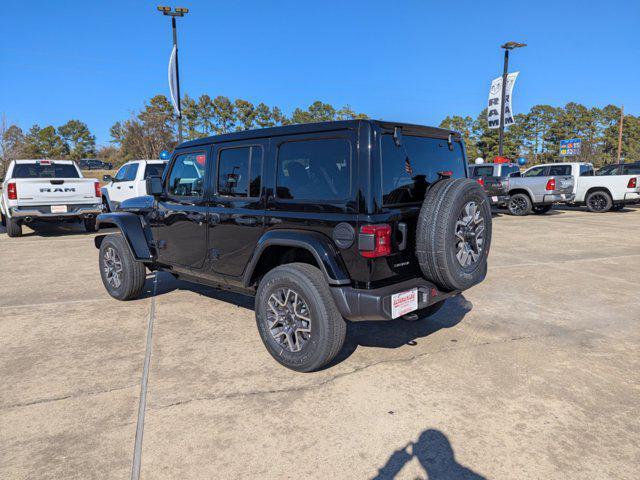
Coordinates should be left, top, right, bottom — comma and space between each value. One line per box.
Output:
100, 159, 168, 211
1, 159, 103, 237
525, 162, 640, 212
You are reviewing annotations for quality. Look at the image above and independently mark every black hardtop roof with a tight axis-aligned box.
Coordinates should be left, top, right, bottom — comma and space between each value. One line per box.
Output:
177, 119, 460, 149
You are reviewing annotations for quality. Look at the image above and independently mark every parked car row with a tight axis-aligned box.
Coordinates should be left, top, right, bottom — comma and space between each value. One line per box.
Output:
469, 161, 640, 215
0, 158, 168, 237
78, 159, 113, 170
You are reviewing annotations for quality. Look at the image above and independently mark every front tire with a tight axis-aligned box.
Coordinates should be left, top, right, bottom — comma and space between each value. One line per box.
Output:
255, 263, 346, 372
585, 190, 612, 213
6, 217, 22, 237
508, 193, 532, 216
99, 233, 146, 300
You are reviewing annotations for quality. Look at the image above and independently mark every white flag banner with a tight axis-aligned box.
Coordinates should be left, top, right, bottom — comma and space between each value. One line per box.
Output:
168, 45, 180, 116
487, 71, 519, 129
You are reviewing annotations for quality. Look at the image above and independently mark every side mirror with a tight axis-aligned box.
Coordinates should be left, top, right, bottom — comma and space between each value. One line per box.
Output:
146, 176, 164, 196
103, 174, 113, 183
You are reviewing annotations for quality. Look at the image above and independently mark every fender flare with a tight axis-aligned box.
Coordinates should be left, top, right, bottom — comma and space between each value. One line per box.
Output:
94, 212, 154, 261
242, 229, 351, 287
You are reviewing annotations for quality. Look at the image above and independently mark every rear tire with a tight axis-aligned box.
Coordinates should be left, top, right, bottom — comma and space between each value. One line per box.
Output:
585, 190, 612, 213
99, 233, 146, 300
610, 203, 624, 212
416, 178, 492, 292
508, 193, 532, 216
532, 205, 552, 215
6, 217, 22, 237
255, 263, 346, 372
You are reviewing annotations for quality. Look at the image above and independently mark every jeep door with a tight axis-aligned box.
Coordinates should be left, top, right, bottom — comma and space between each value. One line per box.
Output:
152, 150, 209, 269
207, 139, 268, 277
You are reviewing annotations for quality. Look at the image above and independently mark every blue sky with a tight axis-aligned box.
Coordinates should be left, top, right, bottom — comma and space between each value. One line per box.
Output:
2, 0, 639, 146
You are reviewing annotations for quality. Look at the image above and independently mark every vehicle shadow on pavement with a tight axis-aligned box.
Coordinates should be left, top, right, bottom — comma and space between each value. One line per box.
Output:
371, 428, 485, 480
139, 271, 254, 309
18, 221, 94, 237
328, 294, 473, 367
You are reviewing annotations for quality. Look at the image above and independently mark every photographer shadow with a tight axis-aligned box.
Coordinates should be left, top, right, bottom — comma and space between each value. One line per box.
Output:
372, 429, 485, 480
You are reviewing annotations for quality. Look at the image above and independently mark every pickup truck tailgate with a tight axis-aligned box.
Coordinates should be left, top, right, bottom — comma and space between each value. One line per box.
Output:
554, 175, 574, 194
14, 178, 98, 206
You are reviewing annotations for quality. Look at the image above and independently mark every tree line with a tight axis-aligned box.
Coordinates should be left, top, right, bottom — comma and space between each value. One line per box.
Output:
2, 96, 638, 176
440, 103, 639, 166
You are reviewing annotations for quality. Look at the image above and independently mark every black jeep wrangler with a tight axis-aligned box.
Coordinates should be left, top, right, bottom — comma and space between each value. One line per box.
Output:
95, 120, 491, 372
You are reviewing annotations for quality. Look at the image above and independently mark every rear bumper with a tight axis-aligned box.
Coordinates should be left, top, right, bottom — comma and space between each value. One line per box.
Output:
623, 192, 640, 203
330, 277, 459, 321
542, 193, 575, 204
10, 204, 103, 220
488, 194, 509, 205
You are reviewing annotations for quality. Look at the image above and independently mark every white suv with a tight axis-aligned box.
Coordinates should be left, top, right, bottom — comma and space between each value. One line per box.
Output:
101, 160, 167, 211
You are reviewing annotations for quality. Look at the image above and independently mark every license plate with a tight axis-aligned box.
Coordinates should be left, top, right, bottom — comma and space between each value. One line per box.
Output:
51, 205, 67, 213
391, 288, 418, 319
491, 196, 498, 202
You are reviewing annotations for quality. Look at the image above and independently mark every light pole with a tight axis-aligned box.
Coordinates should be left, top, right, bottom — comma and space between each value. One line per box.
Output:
157, 6, 189, 143
498, 42, 526, 157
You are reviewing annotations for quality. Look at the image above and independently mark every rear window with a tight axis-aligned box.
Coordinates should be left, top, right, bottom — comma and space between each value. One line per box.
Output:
381, 134, 466, 205
144, 163, 166, 179
548, 165, 571, 176
471, 166, 494, 177
12, 163, 79, 179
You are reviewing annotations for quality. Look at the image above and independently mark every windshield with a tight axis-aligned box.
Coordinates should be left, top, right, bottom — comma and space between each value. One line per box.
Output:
12, 163, 80, 179
380, 134, 466, 205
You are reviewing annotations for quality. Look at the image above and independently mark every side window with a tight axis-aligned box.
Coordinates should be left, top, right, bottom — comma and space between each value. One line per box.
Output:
114, 164, 129, 182
523, 166, 546, 177
625, 165, 640, 175
548, 165, 571, 176
144, 163, 167, 179
167, 153, 206, 197
580, 165, 595, 176
276, 138, 350, 201
217, 146, 263, 197
123, 163, 139, 181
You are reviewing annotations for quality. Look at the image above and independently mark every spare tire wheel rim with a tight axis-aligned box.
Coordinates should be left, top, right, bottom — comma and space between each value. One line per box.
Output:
267, 288, 312, 353
103, 246, 123, 289
510, 196, 527, 214
588, 193, 606, 211
455, 201, 485, 268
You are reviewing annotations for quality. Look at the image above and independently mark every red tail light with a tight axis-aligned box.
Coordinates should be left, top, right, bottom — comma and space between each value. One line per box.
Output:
545, 178, 556, 191
628, 177, 637, 189
7, 182, 17, 200
94, 181, 101, 198
476, 177, 485, 187
359, 224, 392, 258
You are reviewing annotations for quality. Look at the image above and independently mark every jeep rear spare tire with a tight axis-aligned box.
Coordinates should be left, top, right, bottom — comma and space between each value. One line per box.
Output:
416, 178, 492, 292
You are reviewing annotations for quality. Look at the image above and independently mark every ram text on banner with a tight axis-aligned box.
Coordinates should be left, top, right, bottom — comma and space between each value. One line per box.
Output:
487, 72, 519, 129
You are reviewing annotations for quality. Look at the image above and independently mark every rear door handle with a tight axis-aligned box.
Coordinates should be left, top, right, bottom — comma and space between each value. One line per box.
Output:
128, 186, 134, 189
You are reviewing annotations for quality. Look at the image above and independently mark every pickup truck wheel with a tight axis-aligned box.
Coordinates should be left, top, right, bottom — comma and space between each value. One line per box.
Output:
532, 205, 552, 214
416, 178, 492, 292
507, 193, 532, 216
6, 217, 22, 237
255, 263, 346, 372
84, 217, 98, 232
610, 204, 624, 211
586, 191, 612, 213
99, 233, 146, 300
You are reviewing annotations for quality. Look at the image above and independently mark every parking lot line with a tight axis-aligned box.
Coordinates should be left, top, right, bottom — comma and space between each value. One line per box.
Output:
130, 274, 158, 480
